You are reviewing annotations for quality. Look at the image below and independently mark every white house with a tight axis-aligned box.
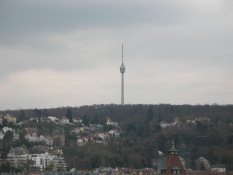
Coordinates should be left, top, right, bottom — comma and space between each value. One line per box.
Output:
60, 117, 69, 124
48, 116, 59, 122
211, 164, 226, 172
25, 133, 39, 142
2, 127, 13, 133
45, 136, 53, 146
106, 117, 119, 128
30, 152, 56, 170
0, 131, 4, 140
160, 121, 178, 128
109, 130, 120, 137
30, 152, 66, 171
77, 137, 88, 146
7, 147, 30, 169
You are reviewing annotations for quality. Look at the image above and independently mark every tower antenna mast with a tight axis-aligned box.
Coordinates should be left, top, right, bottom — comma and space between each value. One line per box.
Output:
122, 44, 124, 63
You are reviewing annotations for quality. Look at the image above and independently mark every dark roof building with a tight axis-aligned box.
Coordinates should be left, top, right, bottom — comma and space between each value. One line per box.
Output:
157, 141, 187, 175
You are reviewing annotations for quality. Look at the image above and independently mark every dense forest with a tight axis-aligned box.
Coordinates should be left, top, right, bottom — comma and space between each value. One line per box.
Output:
1, 104, 233, 170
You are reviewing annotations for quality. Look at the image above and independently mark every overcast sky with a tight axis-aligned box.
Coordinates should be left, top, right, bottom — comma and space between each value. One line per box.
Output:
0, 0, 233, 110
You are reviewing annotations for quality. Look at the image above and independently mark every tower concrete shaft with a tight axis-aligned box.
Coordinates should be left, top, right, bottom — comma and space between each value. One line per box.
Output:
121, 72, 124, 105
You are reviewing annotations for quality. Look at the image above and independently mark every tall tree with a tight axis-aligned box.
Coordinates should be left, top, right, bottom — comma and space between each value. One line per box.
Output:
42, 109, 49, 117
17, 110, 27, 122
1, 131, 13, 159
66, 108, 73, 123
82, 114, 90, 126
34, 108, 41, 118
146, 108, 154, 122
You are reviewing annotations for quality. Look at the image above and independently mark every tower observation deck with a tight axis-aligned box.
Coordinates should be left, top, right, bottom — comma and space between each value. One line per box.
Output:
120, 44, 125, 105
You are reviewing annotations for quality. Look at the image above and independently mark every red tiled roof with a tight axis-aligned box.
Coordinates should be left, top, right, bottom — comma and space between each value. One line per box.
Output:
165, 155, 186, 175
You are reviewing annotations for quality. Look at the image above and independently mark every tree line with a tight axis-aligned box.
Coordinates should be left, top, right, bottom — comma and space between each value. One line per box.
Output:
1, 104, 233, 170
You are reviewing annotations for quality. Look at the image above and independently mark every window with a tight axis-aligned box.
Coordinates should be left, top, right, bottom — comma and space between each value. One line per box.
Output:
161, 169, 166, 174
172, 168, 181, 174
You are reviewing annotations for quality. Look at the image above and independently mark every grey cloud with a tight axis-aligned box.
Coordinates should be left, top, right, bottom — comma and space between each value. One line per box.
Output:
0, 0, 189, 44
0, 0, 215, 75
0, 0, 180, 75
1, 0, 233, 109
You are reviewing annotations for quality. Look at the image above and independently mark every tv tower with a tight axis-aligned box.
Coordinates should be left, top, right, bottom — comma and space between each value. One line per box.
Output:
120, 44, 126, 105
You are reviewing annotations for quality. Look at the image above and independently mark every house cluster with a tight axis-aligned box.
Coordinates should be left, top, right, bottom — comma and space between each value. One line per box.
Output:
24, 128, 52, 145
0, 113, 122, 172
0, 113, 68, 172
5, 146, 66, 171
94, 167, 156, 175
24, 127, 65, 148
72, 117, 121, 145
0, 114, 17, 124
0, 114, 17, 137
195, 157, 226, 173
0, 126, 20, 146
18, 115, 82, 126
0, 126, 19, 138
46, 116, 82, 125
160, 117, 210, 128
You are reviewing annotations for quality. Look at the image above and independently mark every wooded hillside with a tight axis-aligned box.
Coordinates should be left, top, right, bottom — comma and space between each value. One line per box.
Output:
1, 104, 233, 170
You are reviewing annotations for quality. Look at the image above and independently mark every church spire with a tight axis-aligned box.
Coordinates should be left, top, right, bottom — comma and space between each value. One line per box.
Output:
168, 139, 179, 155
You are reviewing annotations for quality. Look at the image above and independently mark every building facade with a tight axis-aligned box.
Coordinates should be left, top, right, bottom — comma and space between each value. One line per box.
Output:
157, 141, 186, 175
